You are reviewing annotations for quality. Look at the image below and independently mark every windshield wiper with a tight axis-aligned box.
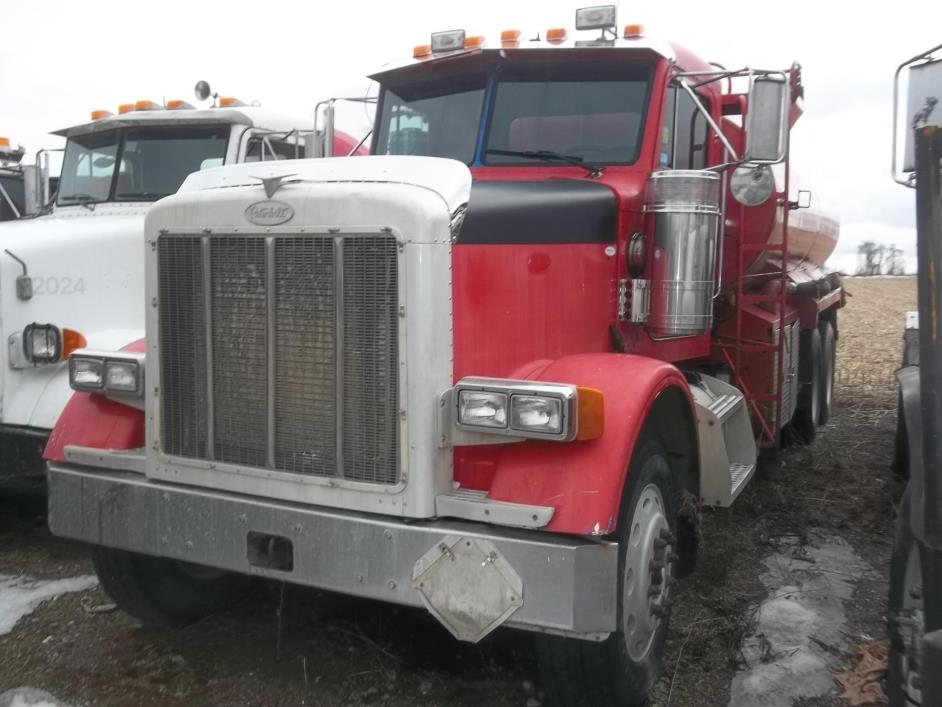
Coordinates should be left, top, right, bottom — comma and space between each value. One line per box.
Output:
485, 149, 603, 178
116, 192, 169, 201
59, 193, 102, 211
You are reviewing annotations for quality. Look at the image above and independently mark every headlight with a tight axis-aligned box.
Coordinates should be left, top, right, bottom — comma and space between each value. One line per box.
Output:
23, 323, 61, 364
69, 357, 104, 390
452, 377, 603, 442
69, 350, 144, 398
458, 390, 508, 428
104, 360, 141, 394
511, 395, 562, 435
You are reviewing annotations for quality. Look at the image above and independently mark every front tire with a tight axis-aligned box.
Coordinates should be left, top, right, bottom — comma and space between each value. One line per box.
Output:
536, 435, 678, 706
93, 546, 244, 627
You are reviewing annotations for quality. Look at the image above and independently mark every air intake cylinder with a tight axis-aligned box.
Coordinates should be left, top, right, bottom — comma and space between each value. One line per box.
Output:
645, 170, 721, 337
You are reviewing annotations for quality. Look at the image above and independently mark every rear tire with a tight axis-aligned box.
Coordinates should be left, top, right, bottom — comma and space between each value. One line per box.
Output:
788, 327, 822, 444
92, 546, 244, 627
536, 435, 678, 706
817, 319, 836, 425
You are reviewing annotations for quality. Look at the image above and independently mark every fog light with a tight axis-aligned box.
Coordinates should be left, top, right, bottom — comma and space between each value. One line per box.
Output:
23, 323, 61, 364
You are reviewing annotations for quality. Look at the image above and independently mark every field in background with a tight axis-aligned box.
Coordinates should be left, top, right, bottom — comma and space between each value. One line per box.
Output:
837, 276, 917, 401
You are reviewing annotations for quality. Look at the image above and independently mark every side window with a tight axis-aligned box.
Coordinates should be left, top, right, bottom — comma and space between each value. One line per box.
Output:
660, 86, 709, 170
244, 137, 304, 162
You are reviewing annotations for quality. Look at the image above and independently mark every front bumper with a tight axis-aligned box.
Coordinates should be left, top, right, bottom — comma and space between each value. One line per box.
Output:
48, 464, 618, 641
0, 425, 49, 480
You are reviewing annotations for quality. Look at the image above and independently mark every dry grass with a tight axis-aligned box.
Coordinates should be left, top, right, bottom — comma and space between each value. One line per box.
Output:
837, 276, 917, 403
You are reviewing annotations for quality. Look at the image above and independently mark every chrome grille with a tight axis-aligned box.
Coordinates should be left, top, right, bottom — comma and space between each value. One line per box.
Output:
158, 233, 400, 485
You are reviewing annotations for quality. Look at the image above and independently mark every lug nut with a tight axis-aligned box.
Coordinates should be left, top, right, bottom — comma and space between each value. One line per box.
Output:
659, 529, 675, 541
653, 538, 668, 550
649, 558, 665, 571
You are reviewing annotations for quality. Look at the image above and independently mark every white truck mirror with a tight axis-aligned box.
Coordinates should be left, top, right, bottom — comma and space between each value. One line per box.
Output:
745, 76, 789, 163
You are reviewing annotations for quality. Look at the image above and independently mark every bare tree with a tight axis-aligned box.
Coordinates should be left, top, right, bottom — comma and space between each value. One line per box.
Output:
885, 243, 906, 275
856, 241, 885, 276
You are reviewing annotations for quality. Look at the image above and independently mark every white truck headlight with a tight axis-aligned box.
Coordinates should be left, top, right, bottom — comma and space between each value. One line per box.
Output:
69, 350, 144, 398
452, 377, 604, 442
458, 390, 508, 428
23, 323, 61, 364
70, 357, 104, 390
510, 395, 563, 435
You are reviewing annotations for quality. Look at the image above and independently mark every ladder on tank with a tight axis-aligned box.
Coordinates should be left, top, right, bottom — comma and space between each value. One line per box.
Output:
718, 168, 792, 448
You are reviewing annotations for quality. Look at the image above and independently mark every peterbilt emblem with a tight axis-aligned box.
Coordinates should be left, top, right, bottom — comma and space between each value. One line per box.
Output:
253, 173, 297, 198
245, 200, 295, 226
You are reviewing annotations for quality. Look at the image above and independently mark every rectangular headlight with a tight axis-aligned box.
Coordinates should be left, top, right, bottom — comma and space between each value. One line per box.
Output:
575, 5, 617, 31
510, 395, 563, 435
104, 360, 141, 394
24, 323, 62, 364
458, 390, 508, 429
69, 357, 104, 391
452, 377, 599, 442
69, 350, 145, 398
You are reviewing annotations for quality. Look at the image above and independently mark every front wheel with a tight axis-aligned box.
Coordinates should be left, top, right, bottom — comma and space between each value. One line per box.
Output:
93, 546, 245, 627
536, 435, 678, 706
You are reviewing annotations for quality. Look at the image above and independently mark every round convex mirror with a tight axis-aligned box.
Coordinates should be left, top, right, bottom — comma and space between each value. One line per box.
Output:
731, 164, 775, 206
194, 80, 212, 102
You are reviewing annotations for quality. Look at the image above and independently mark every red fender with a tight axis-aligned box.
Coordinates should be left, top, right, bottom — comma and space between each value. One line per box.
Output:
43, 339, 146, 462
455, 353, 695, 536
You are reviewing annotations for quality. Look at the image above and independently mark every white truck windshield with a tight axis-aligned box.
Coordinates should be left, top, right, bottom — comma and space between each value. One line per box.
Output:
57, 125, 229, 205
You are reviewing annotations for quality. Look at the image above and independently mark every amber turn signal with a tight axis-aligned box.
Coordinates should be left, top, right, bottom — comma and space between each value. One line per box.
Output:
576, 387, 605, 441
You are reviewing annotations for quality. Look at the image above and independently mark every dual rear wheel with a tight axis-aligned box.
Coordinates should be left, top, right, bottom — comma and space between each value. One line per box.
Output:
788, 317, 837, 444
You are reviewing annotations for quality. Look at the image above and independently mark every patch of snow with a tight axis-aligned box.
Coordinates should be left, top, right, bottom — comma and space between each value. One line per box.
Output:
0, 574, 98, 636
727, 535, 875, 707
0, 687, 72, 707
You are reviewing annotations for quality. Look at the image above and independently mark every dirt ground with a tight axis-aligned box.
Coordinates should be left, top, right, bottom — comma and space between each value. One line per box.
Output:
0, 275, 916, 706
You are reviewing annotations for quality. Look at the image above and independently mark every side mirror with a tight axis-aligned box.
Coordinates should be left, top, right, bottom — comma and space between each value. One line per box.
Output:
745, 76, 789, 163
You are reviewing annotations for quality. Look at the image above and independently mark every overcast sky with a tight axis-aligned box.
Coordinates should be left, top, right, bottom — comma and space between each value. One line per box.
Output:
3, 1, 940, 273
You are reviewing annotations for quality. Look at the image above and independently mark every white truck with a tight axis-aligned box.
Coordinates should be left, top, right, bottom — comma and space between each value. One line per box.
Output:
0, 138, 27, 222
0, 96, 354, 482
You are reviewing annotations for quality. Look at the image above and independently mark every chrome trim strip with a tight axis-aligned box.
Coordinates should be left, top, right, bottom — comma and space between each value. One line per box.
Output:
64, 446, 146, 474
265, 236, 276, 469
333, 235, 345, 478
201, 236, 215, 460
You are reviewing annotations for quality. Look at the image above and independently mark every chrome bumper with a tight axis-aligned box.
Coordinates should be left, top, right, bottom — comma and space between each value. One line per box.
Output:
47, 464, 618, 641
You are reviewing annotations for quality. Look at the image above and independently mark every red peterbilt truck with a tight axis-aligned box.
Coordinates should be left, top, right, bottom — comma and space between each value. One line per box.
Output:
44, 9, 842, 705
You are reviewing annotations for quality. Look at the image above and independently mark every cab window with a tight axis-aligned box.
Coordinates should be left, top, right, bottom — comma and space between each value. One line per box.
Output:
245, 136, 305, 162
660, 86, 710, 169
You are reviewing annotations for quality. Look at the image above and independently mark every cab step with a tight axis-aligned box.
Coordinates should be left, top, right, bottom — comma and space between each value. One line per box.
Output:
689, 375, 758, 507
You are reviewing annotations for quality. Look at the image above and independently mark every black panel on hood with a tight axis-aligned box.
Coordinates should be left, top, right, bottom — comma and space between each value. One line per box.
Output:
457, 180, 617, 244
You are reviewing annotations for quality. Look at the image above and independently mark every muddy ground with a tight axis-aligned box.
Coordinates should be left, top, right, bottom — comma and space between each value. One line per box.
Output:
0, 276, 915, 706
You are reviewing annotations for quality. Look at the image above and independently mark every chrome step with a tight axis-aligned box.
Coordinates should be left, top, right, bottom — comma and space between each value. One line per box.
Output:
729, 463, 756, 502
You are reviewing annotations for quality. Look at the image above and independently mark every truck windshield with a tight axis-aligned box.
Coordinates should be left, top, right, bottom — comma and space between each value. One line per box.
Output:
375, 59, 650, 167
375, 72, 486, 163
484, 62, 650, 166
57, 125, 229, 205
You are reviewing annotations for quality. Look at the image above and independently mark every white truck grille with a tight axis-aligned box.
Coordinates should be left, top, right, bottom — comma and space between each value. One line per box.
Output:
157, 233, 400, 485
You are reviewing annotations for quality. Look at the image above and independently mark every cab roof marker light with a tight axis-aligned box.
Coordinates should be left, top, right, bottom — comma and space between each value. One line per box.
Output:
0, 137, 9, 147
165, 99, 194, 110
90, 110, 113, 121
117, 103, 135, 114
431, 29, 465, 53
463, 35, 486, 50
134, 100, 161, 111
218, 96, 245, 107
413, 44, 432, 59
501, 29, 522, 46
623, 23, 644, 38
575, 5, 617, 31
546, 27, 568, 44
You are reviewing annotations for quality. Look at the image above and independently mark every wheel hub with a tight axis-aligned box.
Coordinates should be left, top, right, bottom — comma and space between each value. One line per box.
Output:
623, 483, 673, 662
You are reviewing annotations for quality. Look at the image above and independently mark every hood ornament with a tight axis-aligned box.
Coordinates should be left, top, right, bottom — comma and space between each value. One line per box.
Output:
252, 173, 297, 199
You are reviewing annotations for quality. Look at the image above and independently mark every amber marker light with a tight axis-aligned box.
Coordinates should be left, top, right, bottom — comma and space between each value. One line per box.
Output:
501, 29, 522, 46
413, 44, 432, 59
117, 103, 135, 114
546, 27, 568, 44
463, 35, 486, 50
218, 96, 245, 107
576, 387, 605, 441
623, 23, 644, 38
62, 329, 88, 359
165, 99, 194, 110
134, 100, 161, 111
90, 110, 113, 120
